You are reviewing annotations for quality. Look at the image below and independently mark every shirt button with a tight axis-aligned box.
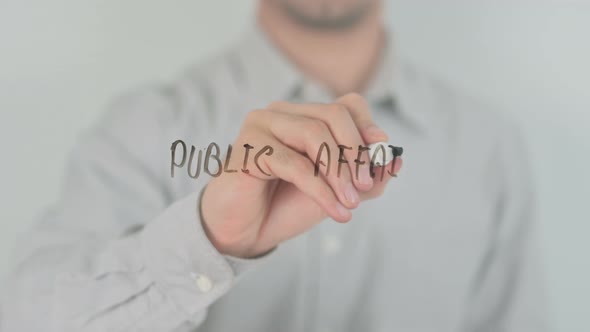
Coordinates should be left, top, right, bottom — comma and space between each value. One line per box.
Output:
190, 273, 213, 293
322, 234, 341, 255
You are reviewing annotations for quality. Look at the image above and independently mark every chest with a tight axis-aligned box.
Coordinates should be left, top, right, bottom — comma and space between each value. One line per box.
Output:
200, 132, 497, 332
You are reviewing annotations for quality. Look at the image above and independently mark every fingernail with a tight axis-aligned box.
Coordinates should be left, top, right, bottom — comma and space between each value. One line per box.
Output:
359, 165, 373, 186
336, 202, 351, 218
344, 182, 359, 205
365, 125, 388, 140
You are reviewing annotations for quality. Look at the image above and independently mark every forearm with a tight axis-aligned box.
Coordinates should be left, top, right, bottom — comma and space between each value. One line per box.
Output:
1, 192, 259, 332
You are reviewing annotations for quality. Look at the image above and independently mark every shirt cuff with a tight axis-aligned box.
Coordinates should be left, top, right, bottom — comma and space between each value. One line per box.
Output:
139, 189, 275, 318
223, 246, 277, 277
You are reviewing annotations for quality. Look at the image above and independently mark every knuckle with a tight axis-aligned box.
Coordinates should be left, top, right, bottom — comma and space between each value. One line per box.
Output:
267, 100, 290, 110
273, 148, 291, 166
304, 119, 328, 138
343, 92, 368, 106
244, 109, 266, 124
292, 156, 311, 174
330, 103, 350, 117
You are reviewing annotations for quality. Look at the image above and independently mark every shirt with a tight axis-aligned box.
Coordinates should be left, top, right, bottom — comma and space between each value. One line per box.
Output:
0, 22, 549, 332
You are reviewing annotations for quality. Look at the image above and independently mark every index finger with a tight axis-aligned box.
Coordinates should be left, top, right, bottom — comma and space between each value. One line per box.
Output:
335, 93, 389, 143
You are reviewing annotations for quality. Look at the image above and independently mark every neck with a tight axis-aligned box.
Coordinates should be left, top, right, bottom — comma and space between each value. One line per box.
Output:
258, 1, 386, 97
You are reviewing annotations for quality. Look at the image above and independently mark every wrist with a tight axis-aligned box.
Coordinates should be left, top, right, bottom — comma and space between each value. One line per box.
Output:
198, 184, 258, 258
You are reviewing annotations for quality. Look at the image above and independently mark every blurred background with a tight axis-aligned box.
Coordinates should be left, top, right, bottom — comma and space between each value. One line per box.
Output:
0, 1, 588, 331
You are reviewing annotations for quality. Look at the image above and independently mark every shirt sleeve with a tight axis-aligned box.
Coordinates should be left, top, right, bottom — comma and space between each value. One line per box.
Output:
0, 86, 272, 332
462, 119, 551, 332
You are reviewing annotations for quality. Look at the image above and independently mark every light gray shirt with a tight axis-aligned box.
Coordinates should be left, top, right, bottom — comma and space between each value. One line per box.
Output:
1, 23, 548, 332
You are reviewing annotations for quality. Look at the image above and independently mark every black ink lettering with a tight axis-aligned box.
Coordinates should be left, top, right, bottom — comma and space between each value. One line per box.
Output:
370, 143, 387, 181
337, 145, 352, 178
223, 144, 237, 173
170, 140, 187, 178
187, 146, 203, 179
242, 144, 254, 174
254, 145, 274, 176
354, 145, 370, 181
314, 142, 331, 177
204, 142, 222, 177
387, 145, 404, 177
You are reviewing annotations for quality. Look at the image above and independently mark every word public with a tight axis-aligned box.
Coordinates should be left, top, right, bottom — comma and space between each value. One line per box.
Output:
170, 140, 403, 181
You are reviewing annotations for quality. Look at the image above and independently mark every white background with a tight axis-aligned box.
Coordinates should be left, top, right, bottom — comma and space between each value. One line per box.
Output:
0, 1, 588, 331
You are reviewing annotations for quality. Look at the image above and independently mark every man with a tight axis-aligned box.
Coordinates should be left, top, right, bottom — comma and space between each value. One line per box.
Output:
1, 0, 548, 331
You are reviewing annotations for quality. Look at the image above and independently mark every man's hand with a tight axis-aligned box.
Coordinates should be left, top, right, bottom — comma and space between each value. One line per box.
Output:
200, 93, 403, 258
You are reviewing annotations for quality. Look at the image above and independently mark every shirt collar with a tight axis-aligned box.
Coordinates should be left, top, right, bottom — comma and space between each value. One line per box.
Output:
369, 31, 432, 132
234, 21, 430, 131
